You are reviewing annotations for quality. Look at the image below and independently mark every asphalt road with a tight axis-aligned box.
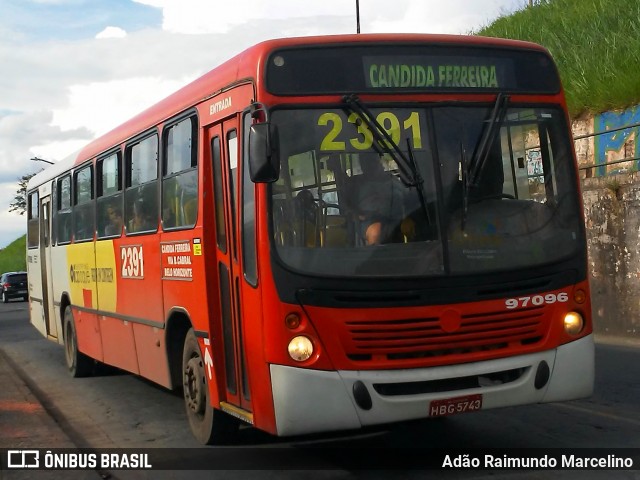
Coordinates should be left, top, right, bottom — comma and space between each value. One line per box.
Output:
1, 299, 639, 479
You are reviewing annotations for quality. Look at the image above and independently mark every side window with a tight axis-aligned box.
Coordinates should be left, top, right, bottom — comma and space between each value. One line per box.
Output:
27, 191, 39, 249
97, 152, 123, 238
162, 116, 198, 230
242, 113, 257, 285
212, 136, 226, 252
73, 163, 94, 241
499, 111, 555, 204
227, 130, 238, 259
125, 134, 158, 234
56, 175, 72, 244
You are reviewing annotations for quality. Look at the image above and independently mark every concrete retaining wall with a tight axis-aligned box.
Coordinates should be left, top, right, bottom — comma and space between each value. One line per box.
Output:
574, 107, 640, 341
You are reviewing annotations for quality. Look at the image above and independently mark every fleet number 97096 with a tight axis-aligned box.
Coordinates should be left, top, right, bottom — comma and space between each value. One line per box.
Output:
505, 292, 568, 309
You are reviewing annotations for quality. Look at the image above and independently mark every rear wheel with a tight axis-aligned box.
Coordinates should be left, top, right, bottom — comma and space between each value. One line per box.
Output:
182, 328, 238, 444
2, 291, 8, 303
63, 306, 93, 377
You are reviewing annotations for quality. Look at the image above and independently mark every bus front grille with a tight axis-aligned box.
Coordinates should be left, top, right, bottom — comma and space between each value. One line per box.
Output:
342, 307, 546, 363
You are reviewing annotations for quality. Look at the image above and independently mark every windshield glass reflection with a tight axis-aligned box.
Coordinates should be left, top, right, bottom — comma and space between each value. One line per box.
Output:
269, 105, 581, 278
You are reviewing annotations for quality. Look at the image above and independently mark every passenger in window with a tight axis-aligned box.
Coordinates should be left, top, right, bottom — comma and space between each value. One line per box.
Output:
294, 189, 318, 247
129, 199, 154, 232
58, 214, 71, 243
104, 204, 123, 236
74, 210, 93, 240
163, 205, 176, 229
329, 154, 404, 245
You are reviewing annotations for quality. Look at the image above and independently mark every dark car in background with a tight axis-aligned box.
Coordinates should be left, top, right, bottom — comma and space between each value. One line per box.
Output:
1, 271, 28, 303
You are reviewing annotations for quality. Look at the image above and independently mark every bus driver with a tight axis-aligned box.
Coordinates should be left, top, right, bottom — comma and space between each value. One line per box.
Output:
329, 154, 405, 245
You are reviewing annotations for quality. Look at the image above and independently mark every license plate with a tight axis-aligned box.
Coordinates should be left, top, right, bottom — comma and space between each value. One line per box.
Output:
429, 394, 483, 417
18, 290, 27, 294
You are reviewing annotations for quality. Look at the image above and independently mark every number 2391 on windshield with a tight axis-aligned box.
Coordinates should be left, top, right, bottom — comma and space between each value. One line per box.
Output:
317, 110, 425, 152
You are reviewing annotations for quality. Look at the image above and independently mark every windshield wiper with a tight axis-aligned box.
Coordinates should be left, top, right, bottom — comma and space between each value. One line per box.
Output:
460, 140, 469, 231
468, 93, 509, 188
459, 93, 509, 230
342, 94, 416, 186
342, 94, 432, 226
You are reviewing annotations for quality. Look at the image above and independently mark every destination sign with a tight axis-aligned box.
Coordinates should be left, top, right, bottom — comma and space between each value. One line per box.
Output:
266, 44, 560, 95
363, 56, 507, 89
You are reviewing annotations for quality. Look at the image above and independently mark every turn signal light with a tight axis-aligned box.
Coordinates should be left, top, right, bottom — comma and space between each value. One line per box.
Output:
284, 313, 301, 330
573, 289, 587, 304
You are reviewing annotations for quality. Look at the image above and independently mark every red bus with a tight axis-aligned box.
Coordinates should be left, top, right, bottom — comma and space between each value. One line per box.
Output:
26, 33, 594, 444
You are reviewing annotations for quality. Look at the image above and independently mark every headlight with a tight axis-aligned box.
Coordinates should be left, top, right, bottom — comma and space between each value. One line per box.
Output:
288, 336, 314, 362
563, 312, 584, 335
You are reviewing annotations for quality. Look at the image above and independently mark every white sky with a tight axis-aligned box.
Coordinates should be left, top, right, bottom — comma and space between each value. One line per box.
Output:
0, 0, 527, 248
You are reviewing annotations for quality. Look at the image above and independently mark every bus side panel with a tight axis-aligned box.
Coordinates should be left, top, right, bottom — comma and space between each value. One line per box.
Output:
73, 308, 103, 361
101, 317, 139, 373
95, 240, 118, 312
94, 239, 139, 374
132, 323, 169, 386
27, 248, 47, 338
116, 236, 165, 377
50, 244, 71, 346
159, 229, 207, 372
67, 242, 103, 361
116, 236, 163, 322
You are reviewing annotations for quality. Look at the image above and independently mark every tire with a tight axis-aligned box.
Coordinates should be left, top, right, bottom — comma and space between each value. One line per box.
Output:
182, 328, 238, 445
2, 291, 7, 303
63, 306, 93, 377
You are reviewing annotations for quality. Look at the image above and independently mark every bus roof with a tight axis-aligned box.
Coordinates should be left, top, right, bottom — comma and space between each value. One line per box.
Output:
28, 33, 548, 191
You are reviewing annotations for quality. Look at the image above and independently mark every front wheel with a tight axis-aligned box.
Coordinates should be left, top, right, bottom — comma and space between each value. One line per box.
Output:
182, 328, 238, 445
63, 306, 93, 377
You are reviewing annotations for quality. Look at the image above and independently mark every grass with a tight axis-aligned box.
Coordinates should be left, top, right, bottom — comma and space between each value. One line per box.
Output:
476, 0, 640, 118
0, 235, 27, 273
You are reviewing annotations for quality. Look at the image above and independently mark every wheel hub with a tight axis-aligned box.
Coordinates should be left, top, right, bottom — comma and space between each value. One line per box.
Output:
184, 356, 206, 414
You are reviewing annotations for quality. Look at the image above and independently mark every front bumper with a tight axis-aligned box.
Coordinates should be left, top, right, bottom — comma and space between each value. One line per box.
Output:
270, 334, 594, 436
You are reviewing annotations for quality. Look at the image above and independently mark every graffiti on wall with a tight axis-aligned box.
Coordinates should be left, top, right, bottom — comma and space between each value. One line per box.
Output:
594, 105, 640, 177
527, 149, 543, 177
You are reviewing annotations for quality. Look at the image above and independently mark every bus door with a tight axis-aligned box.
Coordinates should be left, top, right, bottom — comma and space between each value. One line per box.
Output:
39, 196, 57, 339
206, 119, 251, 413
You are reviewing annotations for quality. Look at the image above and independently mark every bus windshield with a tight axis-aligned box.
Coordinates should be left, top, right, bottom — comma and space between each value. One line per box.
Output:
269, 104, 582, 277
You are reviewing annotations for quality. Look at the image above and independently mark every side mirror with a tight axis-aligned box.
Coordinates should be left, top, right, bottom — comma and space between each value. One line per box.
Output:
249, 123, 280, 183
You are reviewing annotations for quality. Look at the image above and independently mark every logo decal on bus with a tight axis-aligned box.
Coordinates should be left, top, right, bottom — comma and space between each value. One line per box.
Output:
69, 263, 92, 284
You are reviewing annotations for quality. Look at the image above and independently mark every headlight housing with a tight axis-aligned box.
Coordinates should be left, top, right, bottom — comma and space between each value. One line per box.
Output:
563, 312, 584, 336
287, 336, 314, 362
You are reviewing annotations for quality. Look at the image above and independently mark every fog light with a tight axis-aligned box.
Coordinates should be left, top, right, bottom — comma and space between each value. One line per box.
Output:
564, 312, 584, 335
288, 336, 314, 362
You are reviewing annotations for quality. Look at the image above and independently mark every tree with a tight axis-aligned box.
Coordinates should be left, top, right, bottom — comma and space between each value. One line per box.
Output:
9, 172, 40, 216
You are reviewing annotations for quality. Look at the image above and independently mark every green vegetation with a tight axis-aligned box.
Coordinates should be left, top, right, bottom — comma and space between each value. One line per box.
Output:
477, 0, 640, 118
0, 235, 27, 273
